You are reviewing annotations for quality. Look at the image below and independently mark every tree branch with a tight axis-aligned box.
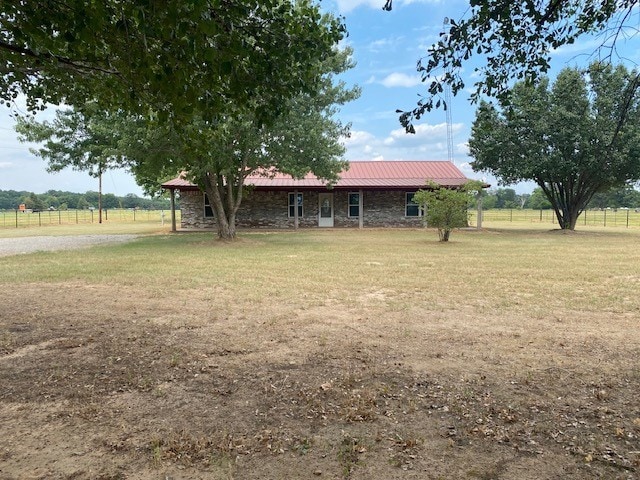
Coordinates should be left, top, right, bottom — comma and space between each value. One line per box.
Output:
0, 40, 120, 77
539, 0, 566, 25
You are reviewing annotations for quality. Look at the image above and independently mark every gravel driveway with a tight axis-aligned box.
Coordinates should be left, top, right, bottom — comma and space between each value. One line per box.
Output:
0, 234, 139, 257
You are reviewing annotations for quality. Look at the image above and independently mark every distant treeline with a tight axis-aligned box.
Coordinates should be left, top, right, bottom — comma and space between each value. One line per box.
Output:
0, 189, 174, 211
483, 186, 640, 210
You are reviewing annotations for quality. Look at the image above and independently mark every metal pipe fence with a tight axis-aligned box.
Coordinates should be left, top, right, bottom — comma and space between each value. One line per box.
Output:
0, 209, 181, 229
468, 208, 640, 228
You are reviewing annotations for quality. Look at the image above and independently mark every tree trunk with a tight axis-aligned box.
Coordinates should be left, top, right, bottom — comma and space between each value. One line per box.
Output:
98, 169, 103, 224
540, 182, 589, 231
216, 219, 236, 240
203, 169, 246, 241
439, 228, 451, 241
552, 198, 584, 230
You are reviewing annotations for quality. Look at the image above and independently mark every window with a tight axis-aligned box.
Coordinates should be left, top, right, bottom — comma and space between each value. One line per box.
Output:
288, 192, 303, 218
204, 194, 214, 218
348, 192, 360, 218
405, 192, 422, 217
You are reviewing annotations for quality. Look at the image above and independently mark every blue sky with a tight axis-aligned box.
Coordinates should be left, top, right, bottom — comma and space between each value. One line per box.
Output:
1, 0, 639, 196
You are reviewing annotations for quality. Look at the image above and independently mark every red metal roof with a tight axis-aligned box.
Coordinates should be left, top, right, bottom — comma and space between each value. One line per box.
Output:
161, 176, 196, 188
161, 161, 469, 190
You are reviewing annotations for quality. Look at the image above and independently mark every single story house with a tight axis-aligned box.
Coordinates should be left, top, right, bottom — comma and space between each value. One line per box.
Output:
161, 160, 471, 230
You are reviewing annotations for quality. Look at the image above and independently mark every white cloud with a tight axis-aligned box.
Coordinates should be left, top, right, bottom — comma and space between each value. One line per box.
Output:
333, 0, 381, 13
344, 121, 469, 162
457, 161, 474, 174
403, 0, 444, 5
0, 161, 14, 168
343, 130, 376, 146
366, 36, 407, 53
551, 38, 604, 58
367, 38, 394, 52
455, 141, 469, 156
384, 122, 464, 146
380, 72, 422, 88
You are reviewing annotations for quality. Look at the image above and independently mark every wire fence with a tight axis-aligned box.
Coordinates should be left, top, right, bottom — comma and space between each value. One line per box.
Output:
468, 208, 640, 228
0, 209, 181, 229
2, 207, 638, 229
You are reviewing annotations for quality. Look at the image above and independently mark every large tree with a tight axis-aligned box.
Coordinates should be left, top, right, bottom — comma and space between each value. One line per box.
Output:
382, 0, 640, 131
16, 49, 359, 239
3, 1, 350, 238
14, 103, 136, 223
131, 49, 359, 239
469, 63, 640, 230
1, 0, 345, 125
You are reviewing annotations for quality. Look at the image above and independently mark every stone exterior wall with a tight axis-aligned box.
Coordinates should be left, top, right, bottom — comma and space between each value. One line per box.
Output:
178, 189, 424, 229
179, 190, 216, 229
361, 190, 423, 228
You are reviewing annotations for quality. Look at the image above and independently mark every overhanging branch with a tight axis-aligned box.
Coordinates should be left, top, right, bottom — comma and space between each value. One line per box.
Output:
0, 40, 120, 77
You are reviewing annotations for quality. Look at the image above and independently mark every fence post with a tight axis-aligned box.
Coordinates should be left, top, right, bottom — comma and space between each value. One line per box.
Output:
584, 210, 587, 225
627, 209, 630, 228
604, 209, 607, 227
59, 210, 61, 224
91, 210, 94, 223
15, 209, 18, 228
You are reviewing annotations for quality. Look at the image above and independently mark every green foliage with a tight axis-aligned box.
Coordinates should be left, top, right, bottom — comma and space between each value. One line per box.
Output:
588, 185, 640, 209
528, 188, 553, 210
413, 181, 483, 241
10, 12, 356, 239
469, 63, 640, 230
1, 0, 345, 127
393, 0, 639, 131
131, 47, 359, 239
23, 193, 47, 211
481, 194, 497, 210
481, 188, 529, 209
15, 102, 129, 177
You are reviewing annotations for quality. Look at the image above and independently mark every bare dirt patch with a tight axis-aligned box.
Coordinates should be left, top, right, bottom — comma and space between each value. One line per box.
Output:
2, 279, 639, 480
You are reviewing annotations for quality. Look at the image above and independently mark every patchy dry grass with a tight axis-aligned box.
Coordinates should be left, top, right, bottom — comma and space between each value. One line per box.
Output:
1, 227, 639, 479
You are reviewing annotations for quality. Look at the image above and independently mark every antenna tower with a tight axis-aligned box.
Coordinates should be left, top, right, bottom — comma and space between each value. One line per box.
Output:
443, 19, 454, 163
444, 79, 454, 163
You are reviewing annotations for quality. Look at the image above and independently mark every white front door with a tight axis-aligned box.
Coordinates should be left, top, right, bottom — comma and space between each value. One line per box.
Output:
318, 193, 334, 227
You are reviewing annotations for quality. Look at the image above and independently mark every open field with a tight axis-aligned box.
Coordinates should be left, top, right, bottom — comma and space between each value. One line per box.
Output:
470, 209, 640, 229
3, 208, 640, 232
1, 226, 639, 479
0, 209, 180, 231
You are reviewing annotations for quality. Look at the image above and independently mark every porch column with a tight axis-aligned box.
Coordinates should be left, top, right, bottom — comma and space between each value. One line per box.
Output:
170, 189, 177, 232
358, 189, 363, 229
294, 189, 299, 229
